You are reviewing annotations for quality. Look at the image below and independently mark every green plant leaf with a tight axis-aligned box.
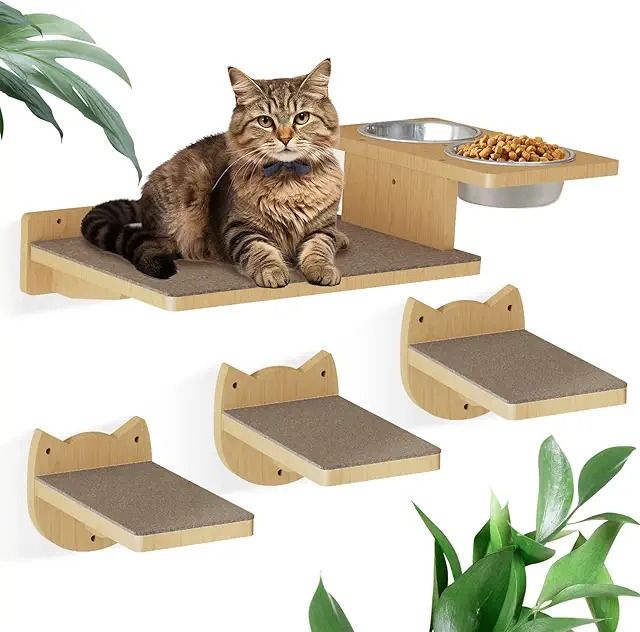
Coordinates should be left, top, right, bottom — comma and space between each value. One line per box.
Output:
2, 52, 140, 178
5, 40, 130, 85
577, 447, 635, 509
494, 552, 526, 632
431, 541, 449, 631
490, 493, 512, 551
432, 549, 513, 632
309, 578, 354, 632
413, 502, 462, 579
512, 530, 555, 566
525, 529, 574, 543
545, 583, 639, 608
0, 2, 30, 28
473, 520, 491, 563
536, 436, 574, 543
0, 12, 93, 42
572, 512, 638, 526
0, 67, 62, 137
538, 521, 623, 605
573, 533, 620, 632
510, 617, 596, 632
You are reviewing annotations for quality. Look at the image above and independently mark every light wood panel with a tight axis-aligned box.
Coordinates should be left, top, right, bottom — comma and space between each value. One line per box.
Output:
214, 351, 338, 485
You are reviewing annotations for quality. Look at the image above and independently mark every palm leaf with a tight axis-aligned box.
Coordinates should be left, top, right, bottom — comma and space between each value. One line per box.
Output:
0, 66, 61, 136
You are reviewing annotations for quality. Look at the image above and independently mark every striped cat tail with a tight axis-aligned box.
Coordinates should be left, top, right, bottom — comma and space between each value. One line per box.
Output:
81, 199, 177, 279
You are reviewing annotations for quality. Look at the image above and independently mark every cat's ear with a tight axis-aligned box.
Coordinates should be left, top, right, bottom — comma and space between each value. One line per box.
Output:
299, 58, 331, 98
228, 66, 265, 105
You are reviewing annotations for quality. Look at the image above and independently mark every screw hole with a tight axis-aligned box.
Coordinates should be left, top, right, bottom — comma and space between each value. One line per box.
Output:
134, 436, 139, 443
56, 218, 62, 225
321, 370, 326, 377
90, 535, 96, 542
507, 304, 513, 311
464, 403, 469, 410
232, 381, 238, 389
277, 469, 283, 477
391, 178, 397, 185
418, 316, 424, 323
45, 447, 51, 455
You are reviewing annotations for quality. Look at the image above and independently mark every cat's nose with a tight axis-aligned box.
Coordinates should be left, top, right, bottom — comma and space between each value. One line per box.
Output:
277, 127, 293, 146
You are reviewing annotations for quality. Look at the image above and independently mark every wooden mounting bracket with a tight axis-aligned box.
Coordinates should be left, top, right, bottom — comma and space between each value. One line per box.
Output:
215, 351, 441, 486
401, 285, 627, 420
28, 417, 253, 552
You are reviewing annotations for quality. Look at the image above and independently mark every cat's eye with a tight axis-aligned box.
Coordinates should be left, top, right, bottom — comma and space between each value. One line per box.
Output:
257, 115, 274, 128
294, 111, 310, 125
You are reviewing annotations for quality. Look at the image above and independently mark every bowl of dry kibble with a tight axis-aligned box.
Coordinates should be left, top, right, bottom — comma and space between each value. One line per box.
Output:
445, 133, 576, 207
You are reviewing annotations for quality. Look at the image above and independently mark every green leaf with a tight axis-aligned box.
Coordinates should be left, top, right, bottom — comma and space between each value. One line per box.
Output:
432, 549, 513, 632
0, 67, 62, 137
0, 12, 93, 42
413, 502, 462, 579
572, 512, 638, 526
431, 541, 449, 631
573, 533, 620, 632
512, 530, 555, 566
494, 552, 526, 632
545, 583, 640, 608
2, 52, 140, 178
525, 529, 574, 543
511, 617, 596, 632
577, 447, 635, 509
6, 40, 130, 85
0, 1, 30, 27
490, 493, 512, 551
473, 520, 491, 563
309, 578, 354, 632
538, 521, 623, 605
537, 436, 574, 543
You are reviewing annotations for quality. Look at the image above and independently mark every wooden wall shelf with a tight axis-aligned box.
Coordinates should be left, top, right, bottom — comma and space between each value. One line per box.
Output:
401, 285, 627, 420
214, 351, 440, 486
28, 417, 253, 552
20, 207, 479, 311
339, 119, 618, 250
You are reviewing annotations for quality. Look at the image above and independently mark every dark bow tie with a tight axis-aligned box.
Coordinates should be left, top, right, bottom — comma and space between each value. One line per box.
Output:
263, 160, 312, 177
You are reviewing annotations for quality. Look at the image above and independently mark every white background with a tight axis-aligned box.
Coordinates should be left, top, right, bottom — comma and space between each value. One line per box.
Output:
1, 1, 638, 630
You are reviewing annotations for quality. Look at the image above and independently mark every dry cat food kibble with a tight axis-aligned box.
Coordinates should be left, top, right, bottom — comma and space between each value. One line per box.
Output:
456, 134, 567, 163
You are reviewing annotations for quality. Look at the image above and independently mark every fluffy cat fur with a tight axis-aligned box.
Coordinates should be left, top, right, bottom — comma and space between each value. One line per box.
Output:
80, 59, 348, 287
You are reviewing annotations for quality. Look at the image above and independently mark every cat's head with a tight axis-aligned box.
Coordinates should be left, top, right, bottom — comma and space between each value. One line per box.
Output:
226, 59, 338, 169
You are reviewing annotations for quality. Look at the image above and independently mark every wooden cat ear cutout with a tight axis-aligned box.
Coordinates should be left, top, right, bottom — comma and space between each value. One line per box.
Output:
28, 417, 152, 551
29, 418, 253, 552
402, 285, 626, 421
215, 351, 440, 486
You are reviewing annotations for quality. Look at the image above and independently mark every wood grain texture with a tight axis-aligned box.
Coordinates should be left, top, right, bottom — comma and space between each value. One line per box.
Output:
22, 208, 480, 310
215, 352, 440, 486
401, 285, 627, 420
339, 121, 619, 188
29, 418, 253, 552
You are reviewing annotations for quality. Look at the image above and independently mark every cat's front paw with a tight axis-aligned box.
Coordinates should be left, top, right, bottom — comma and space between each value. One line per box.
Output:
253, 264, 290, 288
303, 264, 342, 286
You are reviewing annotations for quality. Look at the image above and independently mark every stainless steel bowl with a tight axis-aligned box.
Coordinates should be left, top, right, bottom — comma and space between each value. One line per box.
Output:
445, 144, 576, 208
358, 118, 481, 144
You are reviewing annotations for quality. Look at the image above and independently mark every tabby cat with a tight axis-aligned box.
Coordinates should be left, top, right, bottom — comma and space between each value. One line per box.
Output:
80, 59, 347, 287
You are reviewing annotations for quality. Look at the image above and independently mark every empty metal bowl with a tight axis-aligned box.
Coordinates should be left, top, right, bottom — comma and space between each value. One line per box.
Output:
444, 144, 576, 208
358, 118, 481, 144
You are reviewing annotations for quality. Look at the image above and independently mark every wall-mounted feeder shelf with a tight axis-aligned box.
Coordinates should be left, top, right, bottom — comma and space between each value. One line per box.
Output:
214, 351, 440, 486
401, 285, 627, 420
28, 417, 253, 552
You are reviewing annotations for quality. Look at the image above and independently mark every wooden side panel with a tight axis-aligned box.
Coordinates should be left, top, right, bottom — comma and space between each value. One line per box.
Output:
342, 154, 458, 250
214, 352, 338, 486
27, 417, 151, 551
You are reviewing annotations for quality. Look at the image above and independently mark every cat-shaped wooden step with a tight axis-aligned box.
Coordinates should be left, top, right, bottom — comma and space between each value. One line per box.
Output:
28, 417, 253, 552
401, 285, 627, 420
215, 351, 440, 485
